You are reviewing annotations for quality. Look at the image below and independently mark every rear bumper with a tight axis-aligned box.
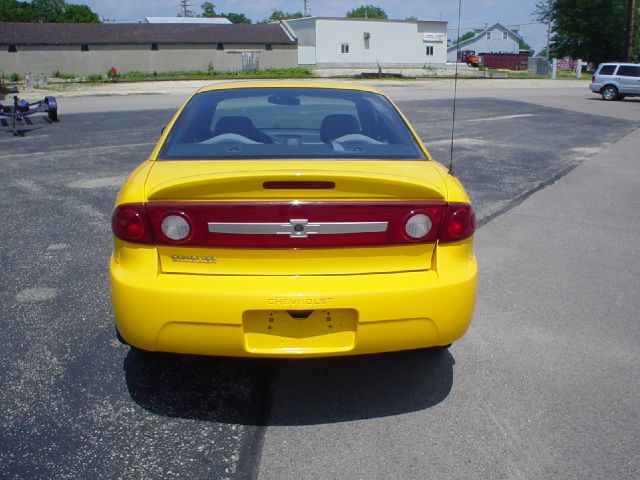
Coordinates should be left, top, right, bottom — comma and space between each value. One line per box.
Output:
110, 242, 477, 358
590, 83, 602, 93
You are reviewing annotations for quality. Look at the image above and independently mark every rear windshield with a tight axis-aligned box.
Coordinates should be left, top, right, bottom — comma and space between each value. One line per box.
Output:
598, 65, 616, 75
158, 87, 426, 160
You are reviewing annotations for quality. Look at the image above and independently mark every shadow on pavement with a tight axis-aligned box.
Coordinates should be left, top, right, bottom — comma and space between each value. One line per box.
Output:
124, 347, 454, 426
265, 348, 454, 425
124, 349, 272, 426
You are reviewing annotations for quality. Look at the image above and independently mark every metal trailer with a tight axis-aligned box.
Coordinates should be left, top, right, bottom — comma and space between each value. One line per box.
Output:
478, 52, 530, 70
1, 70, 58, 136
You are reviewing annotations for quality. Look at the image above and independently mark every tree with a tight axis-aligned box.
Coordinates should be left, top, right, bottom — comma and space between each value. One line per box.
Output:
63, 3, 99, 22
451, 31, 475, 45
225, 12, 251, 24
267, 9, 304, 21
535, 0, 639, 63
519, 39, 533, 54
200, 1, 215, 17
0, 0, 100, 22
32, 0, 65, 22
0, 0, 37, 22
345, 4, 387, 19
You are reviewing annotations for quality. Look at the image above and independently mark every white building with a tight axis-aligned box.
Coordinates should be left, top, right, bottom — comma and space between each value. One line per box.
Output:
284, 17, 447, 69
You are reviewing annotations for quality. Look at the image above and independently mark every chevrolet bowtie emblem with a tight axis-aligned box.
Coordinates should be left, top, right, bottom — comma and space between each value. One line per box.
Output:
208, 219, 388, 237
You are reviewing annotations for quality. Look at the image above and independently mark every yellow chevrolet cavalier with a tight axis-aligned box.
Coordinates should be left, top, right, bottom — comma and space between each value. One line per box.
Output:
110, 82, 477, 357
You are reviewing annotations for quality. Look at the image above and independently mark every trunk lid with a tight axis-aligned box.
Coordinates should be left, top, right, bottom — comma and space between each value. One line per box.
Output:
145, 160, 447, 276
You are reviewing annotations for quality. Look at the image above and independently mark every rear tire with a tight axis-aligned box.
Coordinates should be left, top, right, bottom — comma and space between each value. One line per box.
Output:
601, 85, 618, 101
48, 108, 58, 122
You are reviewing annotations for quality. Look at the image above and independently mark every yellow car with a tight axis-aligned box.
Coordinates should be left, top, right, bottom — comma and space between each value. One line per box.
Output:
110, 81, 477, 358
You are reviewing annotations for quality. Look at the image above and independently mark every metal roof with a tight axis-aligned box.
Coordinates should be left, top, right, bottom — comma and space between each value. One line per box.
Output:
0, 22, 295, 45
144, 17, 232, 24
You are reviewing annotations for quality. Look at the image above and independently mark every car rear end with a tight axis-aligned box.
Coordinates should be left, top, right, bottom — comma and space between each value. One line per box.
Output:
110, 83, 477, 357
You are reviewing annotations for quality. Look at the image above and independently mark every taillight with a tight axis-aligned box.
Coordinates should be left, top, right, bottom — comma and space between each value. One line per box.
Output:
160, 214, 191, 242
404, 213, 434, 241
440, 203, 476, 243
111, 203, 153, 243
112, 201, 475, 247
592, 75, 595, 83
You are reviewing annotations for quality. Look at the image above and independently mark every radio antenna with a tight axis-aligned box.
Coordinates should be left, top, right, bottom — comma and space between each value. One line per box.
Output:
449, 0, 463, 175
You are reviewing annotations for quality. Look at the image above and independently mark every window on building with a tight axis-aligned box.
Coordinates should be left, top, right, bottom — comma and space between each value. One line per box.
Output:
217, 43, 224, 50
426, 46, 434, 56
8, 44, 17, 53
266, 43, 273, 51
81, 44, 89, 51
486, 31, 492, 40
151, 43, 159, 51
340, 43, 350, 54
502, 32, 508, 40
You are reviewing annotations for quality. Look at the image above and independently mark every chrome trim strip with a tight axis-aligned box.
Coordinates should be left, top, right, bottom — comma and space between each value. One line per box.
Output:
208, 219, 388, 238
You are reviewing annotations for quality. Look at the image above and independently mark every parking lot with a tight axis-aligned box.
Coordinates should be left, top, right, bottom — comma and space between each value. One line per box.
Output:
1, 80, 639, 479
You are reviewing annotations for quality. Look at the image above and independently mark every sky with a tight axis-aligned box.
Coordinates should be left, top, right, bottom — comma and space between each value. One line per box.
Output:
79, 0, 549, 53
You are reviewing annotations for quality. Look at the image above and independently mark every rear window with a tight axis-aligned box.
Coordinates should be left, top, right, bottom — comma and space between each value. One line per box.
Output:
598, 65, 616, 75
158, 87, 426, 160
617, 65, 640, 77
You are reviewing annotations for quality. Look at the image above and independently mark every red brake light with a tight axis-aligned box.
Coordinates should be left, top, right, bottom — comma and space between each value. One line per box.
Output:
440, 203, 476, 243
263, 181, 336, 189
112, 203, 153, 243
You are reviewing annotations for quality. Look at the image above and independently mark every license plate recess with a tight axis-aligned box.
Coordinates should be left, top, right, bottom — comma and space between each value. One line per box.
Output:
242, 309, 357, 354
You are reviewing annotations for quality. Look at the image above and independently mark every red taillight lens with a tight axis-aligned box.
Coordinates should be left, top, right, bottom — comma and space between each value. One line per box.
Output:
263, 181, 336, 189
112, 203, 154, 243
440, 203, 476, 243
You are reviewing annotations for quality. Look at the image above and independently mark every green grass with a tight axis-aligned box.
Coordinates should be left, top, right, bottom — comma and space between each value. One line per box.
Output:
117, 67, 313, 82
51, 70, 77, 80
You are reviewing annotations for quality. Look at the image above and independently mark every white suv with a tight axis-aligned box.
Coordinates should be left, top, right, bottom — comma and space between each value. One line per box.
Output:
590, 63, 640, 101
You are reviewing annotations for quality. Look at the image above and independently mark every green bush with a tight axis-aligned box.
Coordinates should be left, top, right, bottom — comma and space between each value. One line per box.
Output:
86, 74, 103, 83
51, 70, 76, 79
116, 67, 313, 82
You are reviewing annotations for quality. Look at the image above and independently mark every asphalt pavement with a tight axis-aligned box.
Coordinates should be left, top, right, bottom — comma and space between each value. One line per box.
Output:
1, 81, 639, 479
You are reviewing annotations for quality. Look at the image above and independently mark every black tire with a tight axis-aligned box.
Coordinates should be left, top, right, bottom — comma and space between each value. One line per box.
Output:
44, 96, 58, 121
115, 325, 129, 345
601, 85, 618, 101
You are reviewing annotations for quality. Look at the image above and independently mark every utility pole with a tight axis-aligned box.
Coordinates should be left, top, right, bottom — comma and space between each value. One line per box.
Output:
303, 0, 310, 17
625, 0, 637, 61
545, 16, 551, 63
178, 0, 193, 18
